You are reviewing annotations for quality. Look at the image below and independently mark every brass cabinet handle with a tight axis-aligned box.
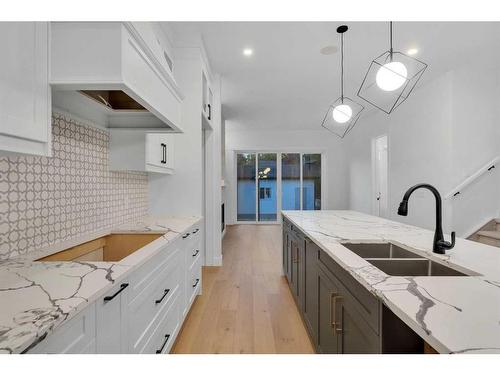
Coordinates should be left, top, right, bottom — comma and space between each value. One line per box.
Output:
330, 292, 338, 333
332, 295, 344, 336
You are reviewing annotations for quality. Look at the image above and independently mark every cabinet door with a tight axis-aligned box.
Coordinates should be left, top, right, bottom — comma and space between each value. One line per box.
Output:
282, 224, 287, 277
317, 267, 339, 353
303, 238, 318, 345
290, 234, 300, 298
0, 22, 50, 156
96, 282, 129, 353
285, 230, 292, 284
29, 305, 96, 354
146, 133, 174, 172
336, 294, 380, 354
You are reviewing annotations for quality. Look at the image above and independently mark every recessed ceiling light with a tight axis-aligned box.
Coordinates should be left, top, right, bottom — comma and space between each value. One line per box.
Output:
407, 48, 418, 56
243, 48, 253, 56
320, 45, 338, 55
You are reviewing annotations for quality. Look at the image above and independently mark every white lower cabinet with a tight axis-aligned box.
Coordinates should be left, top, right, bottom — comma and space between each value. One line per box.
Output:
29, 305, 96, 354
109, 130, 175, 174
96, 282, 130, 353
28, 222, 203, 354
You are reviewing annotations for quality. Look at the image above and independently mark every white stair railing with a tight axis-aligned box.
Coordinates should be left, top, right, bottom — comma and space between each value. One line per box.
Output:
445, 155, 499, 200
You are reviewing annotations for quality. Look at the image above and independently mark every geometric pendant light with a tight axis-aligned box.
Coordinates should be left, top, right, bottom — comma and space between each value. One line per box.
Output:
321, 25, 364, 138
357, 21, 428, 114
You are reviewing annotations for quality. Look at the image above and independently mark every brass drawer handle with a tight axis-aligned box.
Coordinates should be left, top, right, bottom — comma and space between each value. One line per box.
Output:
332, 295, 344, 335
330, 292, 337, 333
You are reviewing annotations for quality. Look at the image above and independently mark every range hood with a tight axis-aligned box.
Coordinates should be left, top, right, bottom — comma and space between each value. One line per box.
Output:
50, 22, 184, 132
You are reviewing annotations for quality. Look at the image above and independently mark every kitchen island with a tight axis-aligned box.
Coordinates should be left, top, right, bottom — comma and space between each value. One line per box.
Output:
282, 210, 500, 354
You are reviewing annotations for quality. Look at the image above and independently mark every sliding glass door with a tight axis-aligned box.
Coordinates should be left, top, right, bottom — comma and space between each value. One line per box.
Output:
257, 153, 277, 221
281, 153, 301, 210
237, 153, 256, 221
237, 152, 322, 223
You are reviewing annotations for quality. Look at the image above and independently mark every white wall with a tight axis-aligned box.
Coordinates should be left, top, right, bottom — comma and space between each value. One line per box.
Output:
225, 128, 349, 224
345, 64, 500, 235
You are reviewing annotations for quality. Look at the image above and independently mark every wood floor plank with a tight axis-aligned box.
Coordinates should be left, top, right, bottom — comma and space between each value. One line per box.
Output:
172, 224, 315, 354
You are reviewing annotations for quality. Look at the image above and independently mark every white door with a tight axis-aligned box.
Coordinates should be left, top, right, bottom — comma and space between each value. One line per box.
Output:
0, 22, 51, 155
373, 136, 388, 217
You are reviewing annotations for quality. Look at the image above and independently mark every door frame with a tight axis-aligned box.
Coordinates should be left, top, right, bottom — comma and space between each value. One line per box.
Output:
371, 134, 390, 218
233, 149, 327, 225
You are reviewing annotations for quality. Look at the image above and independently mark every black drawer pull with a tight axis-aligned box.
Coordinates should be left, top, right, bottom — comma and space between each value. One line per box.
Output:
192, 278, 200, 288
207, 104, 212, 120
104, 283, 129, 302
192, 249, 200, 257
156, 334, 170, 354
182, 233, 190, 239
160, 143, 167, 164
192, 228, 199, 234
155, 289, 170, 304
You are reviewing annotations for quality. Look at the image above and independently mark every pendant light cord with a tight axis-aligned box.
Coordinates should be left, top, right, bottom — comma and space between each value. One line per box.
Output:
389, 21, 393, 59
340, 31, 344, 102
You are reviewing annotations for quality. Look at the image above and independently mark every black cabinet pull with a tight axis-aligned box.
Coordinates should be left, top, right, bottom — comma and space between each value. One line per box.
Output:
192, 278, 200, 288
155, 288, 170, 304
192, 249, 200, 257
182, 233, 190, 239
103, 283, 129, 302
160, 143, 167, 164
155, 334, 170, 354
207, 104, 212, 120
192, 228, 199, 234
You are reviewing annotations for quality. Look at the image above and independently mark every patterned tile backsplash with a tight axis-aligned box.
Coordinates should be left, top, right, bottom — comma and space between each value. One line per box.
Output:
0, 113, 149, 260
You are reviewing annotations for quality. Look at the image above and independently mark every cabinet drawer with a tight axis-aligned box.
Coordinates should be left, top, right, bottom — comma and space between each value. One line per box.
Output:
127, 249, 181, 352
29, 304, 96, 354
186, 255, 202, 308
181, 224, 202, 245
127, 239, 180, 301
141, 292, 181, 354
187, 237, 202, 270
318, 249, 380, 334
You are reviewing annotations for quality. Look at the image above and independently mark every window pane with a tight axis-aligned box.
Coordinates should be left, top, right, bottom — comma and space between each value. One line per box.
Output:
237, 153, 256, 221
257, 153, 277, 221
302, 154, 321, 210
281, 153, 301, 210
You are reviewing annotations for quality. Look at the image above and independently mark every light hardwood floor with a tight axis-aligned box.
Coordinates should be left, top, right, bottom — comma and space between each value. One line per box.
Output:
172, 224, 315, 354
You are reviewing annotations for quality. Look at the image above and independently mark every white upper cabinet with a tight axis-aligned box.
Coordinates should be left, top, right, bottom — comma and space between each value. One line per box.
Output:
109, 130, 175, 174
201, 70, 213, 129
50, 22, 184, 132
0, 22, 51, 157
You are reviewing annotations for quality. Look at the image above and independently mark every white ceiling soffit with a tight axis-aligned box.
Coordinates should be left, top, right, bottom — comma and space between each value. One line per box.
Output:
168, 22, 500, 131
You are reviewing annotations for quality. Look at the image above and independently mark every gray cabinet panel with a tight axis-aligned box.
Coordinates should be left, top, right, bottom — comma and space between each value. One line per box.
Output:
317, 266, 339, 353
337, 297, 380, 354
303, 239, 318, 345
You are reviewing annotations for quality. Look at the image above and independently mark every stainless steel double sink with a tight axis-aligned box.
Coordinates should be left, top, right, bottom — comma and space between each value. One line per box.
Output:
341, 242, 473, 277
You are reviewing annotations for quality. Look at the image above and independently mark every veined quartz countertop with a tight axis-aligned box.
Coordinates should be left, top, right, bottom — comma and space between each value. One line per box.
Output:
0, 215, 202, 354
282, 210, 500, 354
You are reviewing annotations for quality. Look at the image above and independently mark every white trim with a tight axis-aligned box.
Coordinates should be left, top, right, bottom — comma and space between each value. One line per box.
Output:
445, 155, 499, 199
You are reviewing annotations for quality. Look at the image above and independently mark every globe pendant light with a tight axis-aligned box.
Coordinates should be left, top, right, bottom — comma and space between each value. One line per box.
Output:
357, 21, 428, 114
321, 25, 364, 138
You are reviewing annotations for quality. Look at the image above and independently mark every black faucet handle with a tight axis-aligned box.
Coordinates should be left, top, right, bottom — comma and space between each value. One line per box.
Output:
437, 231, 456, 250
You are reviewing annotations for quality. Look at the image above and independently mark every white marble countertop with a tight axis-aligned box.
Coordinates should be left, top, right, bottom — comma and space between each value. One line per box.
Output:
282, 210, 500, 354
0, 215, 202, 354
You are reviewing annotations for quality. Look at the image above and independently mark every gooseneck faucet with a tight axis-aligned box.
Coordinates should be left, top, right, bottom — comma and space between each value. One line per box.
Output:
397, 183, 455, 254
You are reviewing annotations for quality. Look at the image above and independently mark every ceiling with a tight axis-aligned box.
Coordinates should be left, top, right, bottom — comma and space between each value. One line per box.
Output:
169, 22, 500, 131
